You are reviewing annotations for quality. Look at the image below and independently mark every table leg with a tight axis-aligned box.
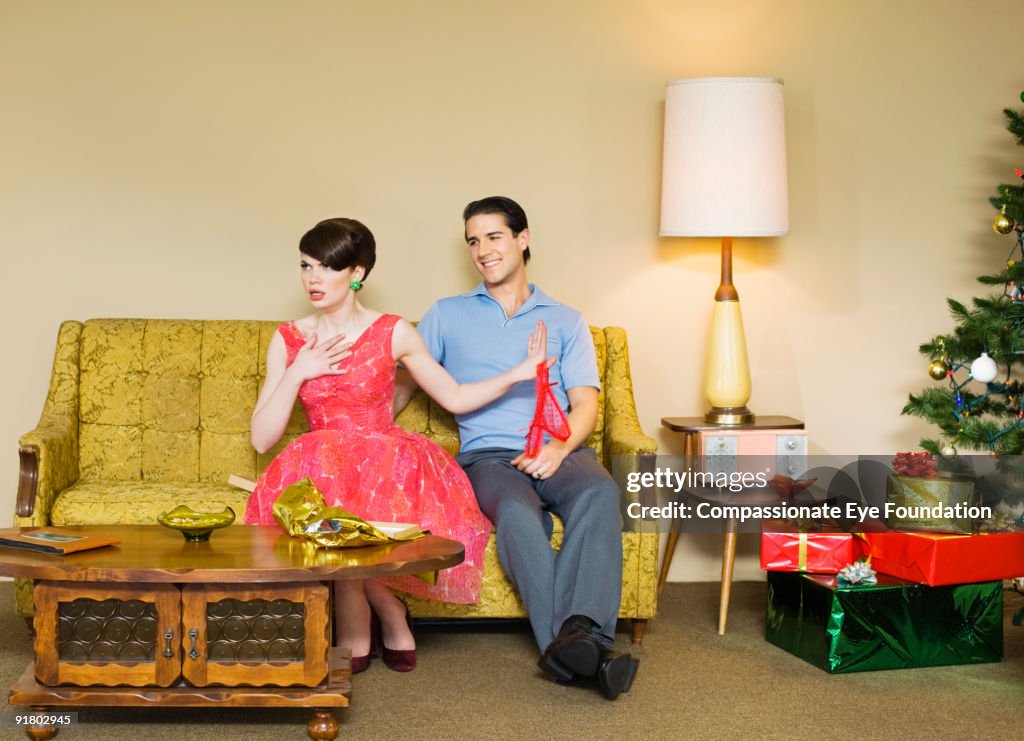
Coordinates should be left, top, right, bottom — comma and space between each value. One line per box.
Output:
657, 432, 696, 593
630, 618, 648, 646
717, 518, 738, 635
307, 708, 339, 740
656, 531, 680, 594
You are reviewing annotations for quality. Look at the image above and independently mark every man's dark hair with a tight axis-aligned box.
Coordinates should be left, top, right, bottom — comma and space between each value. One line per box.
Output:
462, 196, 531, 264
299, 217, 376, 280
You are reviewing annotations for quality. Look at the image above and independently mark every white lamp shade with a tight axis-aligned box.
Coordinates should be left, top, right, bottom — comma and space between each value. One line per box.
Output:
660, 77, 789, 237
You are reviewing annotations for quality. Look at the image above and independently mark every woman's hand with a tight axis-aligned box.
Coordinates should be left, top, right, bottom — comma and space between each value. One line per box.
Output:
514, 321, 557, 382
289, 332, 353, 382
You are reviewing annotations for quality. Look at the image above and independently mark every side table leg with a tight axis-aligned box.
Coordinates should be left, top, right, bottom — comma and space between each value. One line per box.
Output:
25, 706, 58, 740
717, 518, 738, 635
658, 431, 696, 594
656, 531, 680, 594
308, 708, 339, 740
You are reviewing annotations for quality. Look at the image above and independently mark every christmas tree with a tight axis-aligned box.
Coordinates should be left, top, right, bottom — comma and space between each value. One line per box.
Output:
903, 94, 1024, 462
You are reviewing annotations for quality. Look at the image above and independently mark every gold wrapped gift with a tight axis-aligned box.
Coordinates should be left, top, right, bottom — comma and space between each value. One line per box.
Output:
884, 473, 979, 533
272, 478, 425, 548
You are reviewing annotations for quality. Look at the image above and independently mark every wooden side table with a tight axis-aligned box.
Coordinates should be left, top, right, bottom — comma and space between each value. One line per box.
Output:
658, 416, 805, 634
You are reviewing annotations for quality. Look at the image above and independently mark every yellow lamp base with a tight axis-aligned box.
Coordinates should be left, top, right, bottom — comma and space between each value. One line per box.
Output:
704, 299, 753, 424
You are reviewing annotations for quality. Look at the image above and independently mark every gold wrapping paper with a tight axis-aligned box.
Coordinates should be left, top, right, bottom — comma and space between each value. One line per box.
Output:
272, 478, 425, 548
885, 473, 978, 533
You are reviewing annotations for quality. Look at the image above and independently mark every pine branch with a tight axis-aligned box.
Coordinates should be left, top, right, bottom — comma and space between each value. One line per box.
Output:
1004, 108, 1024, 147
947, 298, 969, 320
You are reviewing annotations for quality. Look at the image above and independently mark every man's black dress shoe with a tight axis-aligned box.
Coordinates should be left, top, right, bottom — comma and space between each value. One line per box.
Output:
551, 649, 639, 700
537, 615, 602, 679
595, 649, 639, 700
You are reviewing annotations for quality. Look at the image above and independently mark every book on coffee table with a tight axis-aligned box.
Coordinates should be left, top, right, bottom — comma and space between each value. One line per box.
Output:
0, 528, 121, 555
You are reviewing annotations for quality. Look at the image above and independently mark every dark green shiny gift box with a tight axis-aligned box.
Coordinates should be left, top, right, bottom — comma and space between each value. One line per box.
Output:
765, 571, 1003, 673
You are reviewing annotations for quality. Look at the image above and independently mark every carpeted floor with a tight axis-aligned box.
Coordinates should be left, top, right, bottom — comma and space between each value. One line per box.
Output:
0, 581, 1021, 739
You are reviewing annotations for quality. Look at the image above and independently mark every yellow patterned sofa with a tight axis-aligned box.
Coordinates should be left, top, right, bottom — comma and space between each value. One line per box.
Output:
15, 319, 658, 642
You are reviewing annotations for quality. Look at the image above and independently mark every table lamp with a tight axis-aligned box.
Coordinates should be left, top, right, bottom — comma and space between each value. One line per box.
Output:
659, 77, 789, 424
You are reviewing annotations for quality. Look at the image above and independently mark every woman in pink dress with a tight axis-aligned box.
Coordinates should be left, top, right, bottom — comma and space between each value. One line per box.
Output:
245, 217, 549, 673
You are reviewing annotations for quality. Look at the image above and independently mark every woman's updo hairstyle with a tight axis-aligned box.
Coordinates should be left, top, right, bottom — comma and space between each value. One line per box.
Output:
299, 218, 376, 280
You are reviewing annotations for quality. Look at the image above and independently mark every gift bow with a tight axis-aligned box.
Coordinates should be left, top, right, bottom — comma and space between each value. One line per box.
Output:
892, 451, 938, 478
838, 558, 877, 586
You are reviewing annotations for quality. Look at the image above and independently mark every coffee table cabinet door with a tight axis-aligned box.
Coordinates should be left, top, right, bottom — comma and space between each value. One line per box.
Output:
181, 582, 329, 688
34, 582, 182, 687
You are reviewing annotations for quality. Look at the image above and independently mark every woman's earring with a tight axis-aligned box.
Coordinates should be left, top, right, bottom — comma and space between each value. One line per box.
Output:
349, 279, 362, 291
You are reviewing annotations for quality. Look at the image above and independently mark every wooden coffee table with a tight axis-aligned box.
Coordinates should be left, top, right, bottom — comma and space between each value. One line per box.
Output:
0, 524, 464, 740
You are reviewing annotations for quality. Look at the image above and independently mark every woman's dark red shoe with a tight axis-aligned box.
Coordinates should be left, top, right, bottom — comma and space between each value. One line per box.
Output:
381, 604, 416, 672
350, 609, 381, 674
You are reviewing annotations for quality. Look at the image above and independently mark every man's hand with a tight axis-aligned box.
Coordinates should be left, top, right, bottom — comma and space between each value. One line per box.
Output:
512, 439, 570, 480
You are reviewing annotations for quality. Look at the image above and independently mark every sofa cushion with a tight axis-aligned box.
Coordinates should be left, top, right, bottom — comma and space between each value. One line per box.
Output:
78, 320, 267, 483
50, 481, 250, 526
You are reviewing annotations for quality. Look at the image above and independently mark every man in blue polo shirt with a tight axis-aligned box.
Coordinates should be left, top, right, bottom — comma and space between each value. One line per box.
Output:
410, 196, 638, 700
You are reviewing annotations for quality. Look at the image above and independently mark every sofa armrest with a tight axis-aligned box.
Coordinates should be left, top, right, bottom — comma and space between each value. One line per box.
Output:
16, 321, 82, 526
601, 326, 657, 459
600, 327, 657, 530
17, 417, 80, 524
607, 427, 657, 533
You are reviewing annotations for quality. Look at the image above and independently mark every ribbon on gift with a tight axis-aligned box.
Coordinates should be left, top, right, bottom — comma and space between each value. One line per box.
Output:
892, 451, 938, 478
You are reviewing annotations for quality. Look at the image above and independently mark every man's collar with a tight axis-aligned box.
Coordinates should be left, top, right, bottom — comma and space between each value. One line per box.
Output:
462, 283, 560, 311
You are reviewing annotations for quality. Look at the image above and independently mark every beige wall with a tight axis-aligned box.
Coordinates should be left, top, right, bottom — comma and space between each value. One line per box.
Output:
2, 1, 1021, 580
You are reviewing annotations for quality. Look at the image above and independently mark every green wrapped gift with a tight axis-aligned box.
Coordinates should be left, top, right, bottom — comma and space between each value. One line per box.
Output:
765, 571, 1002, 673
885, 473, 979, 533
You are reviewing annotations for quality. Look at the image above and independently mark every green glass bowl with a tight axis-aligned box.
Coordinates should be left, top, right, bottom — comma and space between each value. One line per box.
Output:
157, 505, 236, 542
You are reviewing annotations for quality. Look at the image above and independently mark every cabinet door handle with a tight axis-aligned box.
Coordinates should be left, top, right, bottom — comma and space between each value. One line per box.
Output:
786, 439, 798, 450
188, 628, 200, 660
163, 628, 174, 658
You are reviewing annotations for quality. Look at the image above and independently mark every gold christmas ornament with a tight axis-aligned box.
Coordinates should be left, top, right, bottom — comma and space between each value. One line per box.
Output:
993, 205, 1015, 235
928, 359, 949, 380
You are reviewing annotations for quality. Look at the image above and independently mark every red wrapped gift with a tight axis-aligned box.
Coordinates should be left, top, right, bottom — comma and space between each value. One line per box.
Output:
760, 522, 863, 574
863, 529, 1024, 586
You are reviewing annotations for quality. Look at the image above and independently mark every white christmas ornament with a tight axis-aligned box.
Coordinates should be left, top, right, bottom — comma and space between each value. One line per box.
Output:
970, 352, 998, 384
